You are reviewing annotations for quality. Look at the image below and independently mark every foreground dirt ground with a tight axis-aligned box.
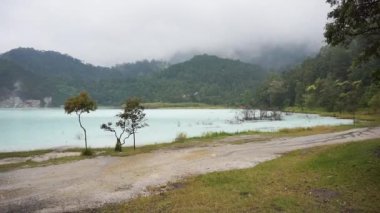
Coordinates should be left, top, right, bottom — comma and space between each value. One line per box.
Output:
1, 127, 380, 212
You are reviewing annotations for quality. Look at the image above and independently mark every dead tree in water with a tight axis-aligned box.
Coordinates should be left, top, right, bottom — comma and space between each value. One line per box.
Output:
238, 108, 283, 122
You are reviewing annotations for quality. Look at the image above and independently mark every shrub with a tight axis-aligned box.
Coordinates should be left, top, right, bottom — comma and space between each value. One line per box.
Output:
175, 132, 187, 143
81, 148, 94, 156
201, 131, 232, 138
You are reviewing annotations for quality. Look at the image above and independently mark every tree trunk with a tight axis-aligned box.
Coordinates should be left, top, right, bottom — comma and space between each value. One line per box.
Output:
133, 132, 136, 150
78, 113, 87, 151
115, 138, 122, 152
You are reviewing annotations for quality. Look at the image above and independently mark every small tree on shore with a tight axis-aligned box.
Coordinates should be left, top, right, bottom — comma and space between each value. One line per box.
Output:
101, 97, 147, 151
64, 91, 97, 154
121, 98, 147, 150
101, 116, 131, 152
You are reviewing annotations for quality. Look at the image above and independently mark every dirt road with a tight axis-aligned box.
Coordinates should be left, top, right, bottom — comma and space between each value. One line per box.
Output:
1, 127, 380, 212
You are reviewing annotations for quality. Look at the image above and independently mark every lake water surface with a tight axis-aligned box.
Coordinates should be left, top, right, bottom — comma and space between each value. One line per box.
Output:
0, 109, 353, 151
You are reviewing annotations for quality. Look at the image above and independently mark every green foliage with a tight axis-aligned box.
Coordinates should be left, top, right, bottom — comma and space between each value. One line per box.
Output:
253, 75, 288, 110
325, 0, 380, 63
64, 91, 97, 114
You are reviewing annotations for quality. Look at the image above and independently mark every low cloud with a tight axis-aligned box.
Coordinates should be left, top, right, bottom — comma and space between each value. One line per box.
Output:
0, 0, 331, 66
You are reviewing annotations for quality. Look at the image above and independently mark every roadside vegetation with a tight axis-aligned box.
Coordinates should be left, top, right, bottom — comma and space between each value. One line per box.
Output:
93, 139, 380, 212
0, 155, 86, 172
285, 107, 380, 126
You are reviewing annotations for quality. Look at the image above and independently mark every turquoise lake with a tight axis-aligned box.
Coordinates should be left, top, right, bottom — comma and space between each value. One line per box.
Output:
0, 109, 353, 151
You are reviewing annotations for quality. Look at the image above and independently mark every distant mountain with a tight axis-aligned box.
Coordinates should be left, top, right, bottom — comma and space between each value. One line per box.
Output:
0, 48, 267, 107
0, 47, 114, 81
169, 44, 317, 72
151, 55, 266, 104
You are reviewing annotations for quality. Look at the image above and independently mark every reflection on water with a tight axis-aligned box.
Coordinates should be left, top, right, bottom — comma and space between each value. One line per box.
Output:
0, 109, 352, 151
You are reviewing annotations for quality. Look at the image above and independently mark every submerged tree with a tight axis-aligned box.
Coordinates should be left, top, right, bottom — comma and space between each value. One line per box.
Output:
64, 91, 97, 154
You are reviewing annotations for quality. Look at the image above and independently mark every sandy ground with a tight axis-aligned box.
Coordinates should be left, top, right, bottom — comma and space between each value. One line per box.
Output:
1, 127, 380, 212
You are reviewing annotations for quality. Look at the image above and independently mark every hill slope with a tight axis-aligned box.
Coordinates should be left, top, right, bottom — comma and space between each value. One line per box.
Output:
0, 59, 56, 107
0, 48, 266, 106
151, 55, 266, 104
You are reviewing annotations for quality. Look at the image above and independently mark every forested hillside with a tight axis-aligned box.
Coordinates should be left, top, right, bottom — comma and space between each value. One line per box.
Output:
149, 55, 265, 104
252, 41, 380, 113
76, 55, 267, 105
0, 48, 266, 106
1, 48, 115, 81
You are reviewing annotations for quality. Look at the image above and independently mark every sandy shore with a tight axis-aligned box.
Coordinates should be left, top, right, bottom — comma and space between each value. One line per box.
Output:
1, 127, 379, 212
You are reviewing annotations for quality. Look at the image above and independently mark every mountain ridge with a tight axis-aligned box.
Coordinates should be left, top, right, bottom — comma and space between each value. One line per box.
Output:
0, 47, 267, 107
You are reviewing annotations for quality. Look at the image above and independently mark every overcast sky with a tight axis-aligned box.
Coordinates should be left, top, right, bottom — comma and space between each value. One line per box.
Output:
0, 0, 331, 66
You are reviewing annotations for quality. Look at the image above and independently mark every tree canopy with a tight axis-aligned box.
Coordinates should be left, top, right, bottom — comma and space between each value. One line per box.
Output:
324, 0, 380, 62
64, 92, 97, 114
120, 98, 147, 150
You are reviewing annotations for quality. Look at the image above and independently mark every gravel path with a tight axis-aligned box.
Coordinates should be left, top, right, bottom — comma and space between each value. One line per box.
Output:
1, 127, 380, 212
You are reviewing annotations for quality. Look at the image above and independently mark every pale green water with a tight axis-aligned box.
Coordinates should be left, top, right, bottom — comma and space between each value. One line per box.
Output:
0, 109, 352, 151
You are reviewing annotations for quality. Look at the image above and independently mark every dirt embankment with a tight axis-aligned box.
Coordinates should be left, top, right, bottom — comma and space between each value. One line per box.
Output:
1, 127, 379, 212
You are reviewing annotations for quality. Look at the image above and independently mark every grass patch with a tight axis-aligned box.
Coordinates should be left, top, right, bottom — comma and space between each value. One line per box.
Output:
285, 106, 380, 126
199, 131, 235, 139
0, 155, 86, 172
0, 149, 53, 159
96, 139, 380, 212
275, 125, 354, 137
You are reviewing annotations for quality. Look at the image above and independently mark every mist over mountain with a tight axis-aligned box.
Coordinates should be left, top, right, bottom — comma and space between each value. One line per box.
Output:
238, 44, 317, 71
0, 1, 329, 66
168, 43, 317, 72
